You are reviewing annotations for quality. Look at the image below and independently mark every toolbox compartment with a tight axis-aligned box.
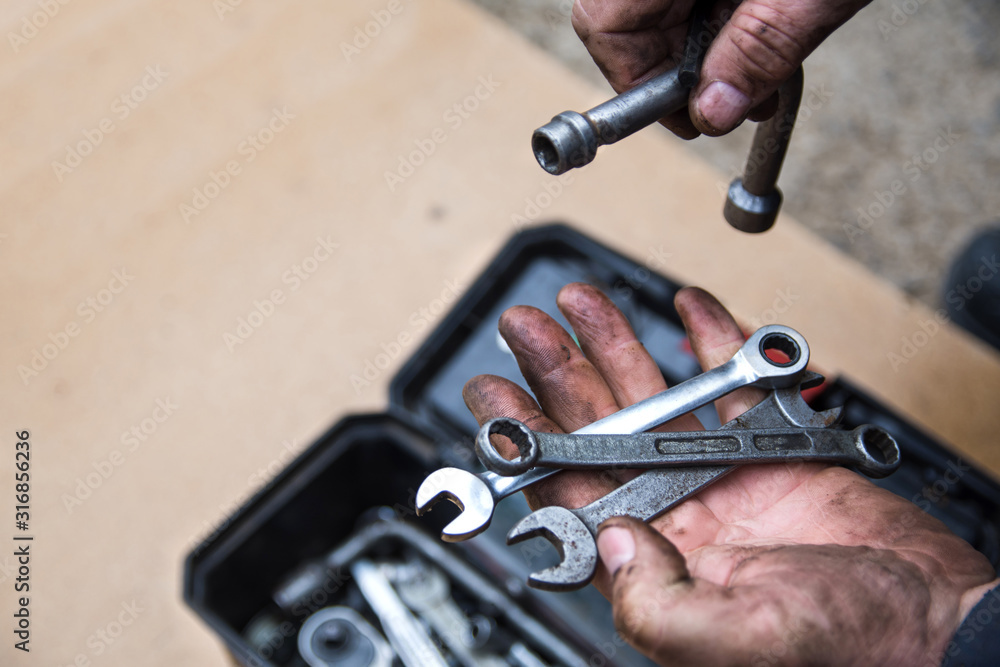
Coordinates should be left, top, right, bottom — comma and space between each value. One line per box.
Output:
185, 224, 1000, 667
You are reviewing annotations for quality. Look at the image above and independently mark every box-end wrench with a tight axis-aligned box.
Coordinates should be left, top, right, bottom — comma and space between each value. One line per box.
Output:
506, 375, 847, 591
475, 419, 900, 478
416, 325, 809, 542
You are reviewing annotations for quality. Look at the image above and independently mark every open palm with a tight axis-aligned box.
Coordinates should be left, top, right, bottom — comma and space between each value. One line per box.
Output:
463, 282, 997, 666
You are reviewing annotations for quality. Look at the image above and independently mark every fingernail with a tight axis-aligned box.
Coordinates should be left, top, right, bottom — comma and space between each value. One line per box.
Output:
696, 81, 751, 133
597, 526, 635, 576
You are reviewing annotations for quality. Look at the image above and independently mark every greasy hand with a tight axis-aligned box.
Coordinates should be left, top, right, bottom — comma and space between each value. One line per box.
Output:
463, 283, 998, 667
572, 0, 873, 137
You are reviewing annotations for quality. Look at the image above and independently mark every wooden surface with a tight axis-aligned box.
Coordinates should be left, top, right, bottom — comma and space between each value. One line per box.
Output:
2, 0, 999, 664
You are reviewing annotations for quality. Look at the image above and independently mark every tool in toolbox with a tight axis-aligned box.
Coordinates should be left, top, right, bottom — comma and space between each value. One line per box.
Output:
296, 606, 393, 667
350, 558, 451, 667
276, 517, 584, 666
530, 5, 803, 233
415, 325, 811, 541
389, 560, 510, 667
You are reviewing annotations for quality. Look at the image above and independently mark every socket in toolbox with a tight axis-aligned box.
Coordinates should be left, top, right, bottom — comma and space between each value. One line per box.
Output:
276, 516, 589, 666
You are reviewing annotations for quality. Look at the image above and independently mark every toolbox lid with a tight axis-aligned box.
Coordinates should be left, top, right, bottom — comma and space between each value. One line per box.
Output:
388, 223, 719, 446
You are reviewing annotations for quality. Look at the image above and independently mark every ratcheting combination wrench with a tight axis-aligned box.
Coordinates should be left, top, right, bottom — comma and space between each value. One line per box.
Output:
474, 417, 900, 479
415, 325, 810, 542
503, 373, 887, 591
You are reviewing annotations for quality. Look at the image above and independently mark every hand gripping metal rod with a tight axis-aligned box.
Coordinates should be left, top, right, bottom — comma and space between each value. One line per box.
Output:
532, 17, 803, 235
532, 6, 712, 176
415, 325, 809, 541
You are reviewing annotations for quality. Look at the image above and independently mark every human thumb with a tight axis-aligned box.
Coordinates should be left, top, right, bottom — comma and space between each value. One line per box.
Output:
691, 0, 868, 135
596, 517, 693, 659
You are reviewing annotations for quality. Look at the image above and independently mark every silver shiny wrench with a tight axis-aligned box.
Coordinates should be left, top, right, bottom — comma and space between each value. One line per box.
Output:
506, 376, 847, 591
350, 560, 449, 667
475, 420, 900, 478
415, 325, 810, 542
391, 562, 508, 667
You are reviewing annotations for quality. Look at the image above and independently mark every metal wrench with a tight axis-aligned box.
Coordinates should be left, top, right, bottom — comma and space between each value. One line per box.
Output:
416, 325, 809, 541
475, 419, 900, 478
506, 375, 846, 591
350, 559, 449, 667
391, 561, 508, 667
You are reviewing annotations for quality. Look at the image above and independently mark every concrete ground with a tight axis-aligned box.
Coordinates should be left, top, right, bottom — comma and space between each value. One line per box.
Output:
469, 0, 1000, 307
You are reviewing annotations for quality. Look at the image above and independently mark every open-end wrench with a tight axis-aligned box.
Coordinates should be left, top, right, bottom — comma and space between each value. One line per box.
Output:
416, 325, 809, 542
506, 375, 847, 591
475, 418, 900, 479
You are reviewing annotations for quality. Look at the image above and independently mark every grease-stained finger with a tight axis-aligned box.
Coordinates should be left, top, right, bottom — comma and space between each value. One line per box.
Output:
674, 287, 766, 427
498, 305, 623, 432
556, 283, 702, 432
462, 374, 618, 509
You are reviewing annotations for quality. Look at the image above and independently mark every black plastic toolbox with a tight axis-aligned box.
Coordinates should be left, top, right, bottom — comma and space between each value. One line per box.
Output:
184, 224, 1000, 667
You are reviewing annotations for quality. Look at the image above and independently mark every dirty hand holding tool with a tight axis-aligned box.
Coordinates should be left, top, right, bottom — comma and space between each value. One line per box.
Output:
571, 0, 874, 138
462, 282, 999, 667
